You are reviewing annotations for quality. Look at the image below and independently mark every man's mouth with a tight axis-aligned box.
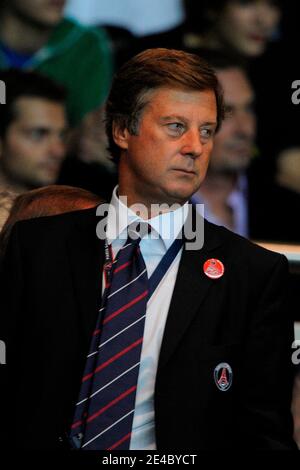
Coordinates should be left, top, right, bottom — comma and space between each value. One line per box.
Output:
247, 33, 268, 43
173, 168, 196, 175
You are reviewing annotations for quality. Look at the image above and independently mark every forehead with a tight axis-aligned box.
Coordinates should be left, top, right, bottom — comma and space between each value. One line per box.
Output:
217, 68, 254, 103
143, 87, 217, 120
13, 97, 66, 126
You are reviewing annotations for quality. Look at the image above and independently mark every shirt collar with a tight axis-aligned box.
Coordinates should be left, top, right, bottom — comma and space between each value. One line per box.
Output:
191, 173, 248, 206
227, 174, 248, 208
106, 186, 189, 250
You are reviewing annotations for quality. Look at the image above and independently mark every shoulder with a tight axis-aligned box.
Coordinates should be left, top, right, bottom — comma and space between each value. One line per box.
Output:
204, 220, 288, 277
13, 206, 101, 245
60, 18, 111, 52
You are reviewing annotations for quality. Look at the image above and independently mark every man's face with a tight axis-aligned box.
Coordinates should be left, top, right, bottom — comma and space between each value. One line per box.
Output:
218, 0, 281, 57
115, 87, 217, 206
10, 0, 66, 28
0, 97, 67, 188
210, 68, 256, 173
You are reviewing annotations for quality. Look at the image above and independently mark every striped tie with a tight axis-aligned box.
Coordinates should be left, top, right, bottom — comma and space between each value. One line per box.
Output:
70, 223, 149, 450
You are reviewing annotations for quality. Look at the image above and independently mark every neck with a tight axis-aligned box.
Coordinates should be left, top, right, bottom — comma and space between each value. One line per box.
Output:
0, 170, 28, 194
117, 156, 189, 218
118, 183, 185, 221
0, 9, 52, 53
199, 171, 239, 206
118, 188, 180, 220
197, 171, 239, 230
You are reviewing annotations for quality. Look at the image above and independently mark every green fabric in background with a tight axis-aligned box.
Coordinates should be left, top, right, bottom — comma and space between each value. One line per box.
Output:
0, 18, 114, 126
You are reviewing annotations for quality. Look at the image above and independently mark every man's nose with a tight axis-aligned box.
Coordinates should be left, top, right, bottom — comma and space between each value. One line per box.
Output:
234, 111, 256, 139
180, 129, 203, 158
49, 136, 66, 159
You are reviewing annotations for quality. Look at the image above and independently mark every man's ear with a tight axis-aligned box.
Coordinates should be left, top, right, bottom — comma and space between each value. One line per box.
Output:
112, 122, 130, 151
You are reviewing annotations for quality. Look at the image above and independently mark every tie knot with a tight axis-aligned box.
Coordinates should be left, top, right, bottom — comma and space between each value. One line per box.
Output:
127, 221, 151, 243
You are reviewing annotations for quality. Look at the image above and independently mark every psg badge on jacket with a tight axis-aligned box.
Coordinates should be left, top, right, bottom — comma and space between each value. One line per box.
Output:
214, 363, 233, 392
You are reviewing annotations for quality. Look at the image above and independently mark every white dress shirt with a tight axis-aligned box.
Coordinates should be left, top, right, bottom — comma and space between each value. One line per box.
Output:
104, 187, 188, 449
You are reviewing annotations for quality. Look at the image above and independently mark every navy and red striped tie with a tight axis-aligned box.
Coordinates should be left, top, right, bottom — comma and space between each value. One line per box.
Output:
70, 223, 149, 450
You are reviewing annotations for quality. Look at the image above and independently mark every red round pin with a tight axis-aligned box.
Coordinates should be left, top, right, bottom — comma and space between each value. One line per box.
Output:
203, 258, 224, 279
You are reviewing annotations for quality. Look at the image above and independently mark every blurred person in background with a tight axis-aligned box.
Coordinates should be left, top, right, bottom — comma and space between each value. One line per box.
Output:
0, 0, 113, 127
292, 369, 300, 449
275, 148, 300, 196
0, 190, 16, 231
191, 53, 300, 243
183, 0, 281, 59
192, 56, 256, 237
0, 185, 102, 260
183, 0, 299, 212
0, 0, 115, 200
57, 103, 118, 201
138, 1, 300, 221
137, 0, 281, 60
0, 69, 68, 194
66, 0, 184, 71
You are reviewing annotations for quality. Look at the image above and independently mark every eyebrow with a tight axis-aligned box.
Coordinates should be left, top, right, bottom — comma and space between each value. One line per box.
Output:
160, 116, 217, 126
28, 126, 50, 131
23, 126, 68, 133
225, 97, 256, 108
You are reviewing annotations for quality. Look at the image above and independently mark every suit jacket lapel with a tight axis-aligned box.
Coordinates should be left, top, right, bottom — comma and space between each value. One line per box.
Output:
157, 212, 223, 371
65, 205, 224, 369
66, 208, 105, 343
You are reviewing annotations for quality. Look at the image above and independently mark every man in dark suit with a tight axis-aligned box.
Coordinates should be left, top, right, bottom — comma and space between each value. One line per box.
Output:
0, 48, 296, 451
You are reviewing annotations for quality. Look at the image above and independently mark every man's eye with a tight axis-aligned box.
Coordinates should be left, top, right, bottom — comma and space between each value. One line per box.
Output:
200, 128, 214, 139
167, 123, 184, 134
29, 129, 46, 141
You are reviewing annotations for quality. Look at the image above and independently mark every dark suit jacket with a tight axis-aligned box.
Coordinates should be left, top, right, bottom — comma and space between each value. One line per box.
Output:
0, 206, 296, 450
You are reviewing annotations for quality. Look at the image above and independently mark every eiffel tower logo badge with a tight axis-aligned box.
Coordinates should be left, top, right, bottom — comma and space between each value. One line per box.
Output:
214, 362, 233, 392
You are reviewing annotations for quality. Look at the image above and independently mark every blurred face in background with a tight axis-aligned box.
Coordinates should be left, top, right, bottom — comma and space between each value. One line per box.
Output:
8, 0, 66, 28
0, 97, 67, 188
209, 67, 256, 173
216, 0, 281, 57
